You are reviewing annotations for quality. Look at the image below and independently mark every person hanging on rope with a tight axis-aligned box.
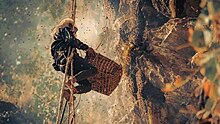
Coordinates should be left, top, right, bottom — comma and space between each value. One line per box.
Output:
51, 18, 97, 101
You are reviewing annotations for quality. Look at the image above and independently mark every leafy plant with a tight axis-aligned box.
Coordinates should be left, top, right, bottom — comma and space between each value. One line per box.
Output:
189, 0, 220, 123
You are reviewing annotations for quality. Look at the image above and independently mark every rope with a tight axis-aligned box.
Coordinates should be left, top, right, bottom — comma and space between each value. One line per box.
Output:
71, 0, 76, 25
61, 95, 82, 124
56, 48, 74, 124
68, 47, 76, 124
56, 0, 77, 124
74, 94, 81, 110
69, 1, 77, 124
60, 101, 68, 124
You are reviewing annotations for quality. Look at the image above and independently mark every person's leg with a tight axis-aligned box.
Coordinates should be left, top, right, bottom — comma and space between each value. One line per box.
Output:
75, 79, 91, 94
63, 80, 91, 101
63, 87, 77, 101
63, 89, 75, 101
72, 55, 97, 82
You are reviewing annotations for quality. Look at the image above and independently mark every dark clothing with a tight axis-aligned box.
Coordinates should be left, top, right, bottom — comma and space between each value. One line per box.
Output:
71, 55, 97, 81
62, 54, 96, 94
51, 27, 97, 94
69, 55, 96, 94
75, 80, 91, 94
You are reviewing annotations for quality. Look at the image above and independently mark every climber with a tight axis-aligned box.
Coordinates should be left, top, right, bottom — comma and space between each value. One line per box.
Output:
51, 18, 97, 101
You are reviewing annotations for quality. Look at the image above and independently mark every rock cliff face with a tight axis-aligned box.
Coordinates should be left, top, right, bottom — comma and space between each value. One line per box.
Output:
96, 0, 202, 123
0, 0, 202, 123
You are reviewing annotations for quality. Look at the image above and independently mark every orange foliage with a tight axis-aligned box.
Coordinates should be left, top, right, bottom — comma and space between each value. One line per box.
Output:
213, 100, 220, 116
188, 27, 207, 53
203, 79, 219, 100
203, 79, 212, 97
191, 52, 204, 65
162, 75, 190, 92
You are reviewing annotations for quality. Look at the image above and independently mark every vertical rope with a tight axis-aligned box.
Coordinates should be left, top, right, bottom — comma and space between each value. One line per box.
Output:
56, 48, 74, 124
69, 1, 77, 124
60, 101, 68, 124
68, 55, 75, 124
56, 0, 77, 124
71, 0, 76, 24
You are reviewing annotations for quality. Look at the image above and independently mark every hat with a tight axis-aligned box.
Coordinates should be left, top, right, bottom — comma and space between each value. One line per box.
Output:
51, 17, 78, 37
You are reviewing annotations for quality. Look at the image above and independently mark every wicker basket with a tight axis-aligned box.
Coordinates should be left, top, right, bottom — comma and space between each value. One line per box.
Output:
86, 52, 122, 95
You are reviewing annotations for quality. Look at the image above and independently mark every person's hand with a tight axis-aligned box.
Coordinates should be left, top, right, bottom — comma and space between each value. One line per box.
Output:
67, 76, 77, 84
86, 47, 96, 58
52, 63, 60, 71
86, 47, 94, 53
64, 77, 78, 101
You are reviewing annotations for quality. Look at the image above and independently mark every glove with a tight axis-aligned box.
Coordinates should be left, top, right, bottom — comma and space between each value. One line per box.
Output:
52, 63, 60, 71
86, 47, 96, 58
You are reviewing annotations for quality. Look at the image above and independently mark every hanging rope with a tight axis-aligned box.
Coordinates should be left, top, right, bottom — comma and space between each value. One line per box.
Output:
71, 0, 76, 25
60, 93, 82, 124
69, 1, 77, 124
56, 0, 77, 124
56, 47, 74, 124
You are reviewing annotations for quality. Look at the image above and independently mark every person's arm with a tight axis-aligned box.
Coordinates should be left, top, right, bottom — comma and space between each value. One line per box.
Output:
69, 38, 89, 50
58, 26, 88, 50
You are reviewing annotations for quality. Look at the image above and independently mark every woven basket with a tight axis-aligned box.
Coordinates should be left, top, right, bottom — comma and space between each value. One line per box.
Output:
86, 52, 122, 95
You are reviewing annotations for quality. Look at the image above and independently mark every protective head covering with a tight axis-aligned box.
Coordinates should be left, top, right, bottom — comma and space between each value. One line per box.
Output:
51, 17, 78, 37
